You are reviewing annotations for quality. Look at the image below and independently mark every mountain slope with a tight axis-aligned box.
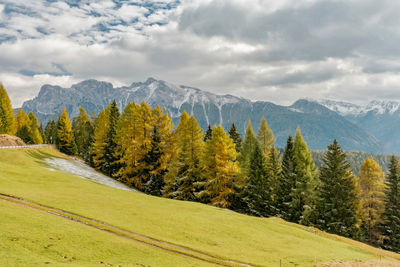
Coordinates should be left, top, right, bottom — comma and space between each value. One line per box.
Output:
0, 147, 399, 266
314, 99, 400, 154
22, 78, 381, 152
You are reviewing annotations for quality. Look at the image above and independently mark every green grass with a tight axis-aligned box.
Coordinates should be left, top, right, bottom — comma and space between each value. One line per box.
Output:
0, 200, 210, 267
0, 147, 399, 266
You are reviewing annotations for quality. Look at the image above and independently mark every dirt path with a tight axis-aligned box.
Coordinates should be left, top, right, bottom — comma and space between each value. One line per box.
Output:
0, 192, 256, 267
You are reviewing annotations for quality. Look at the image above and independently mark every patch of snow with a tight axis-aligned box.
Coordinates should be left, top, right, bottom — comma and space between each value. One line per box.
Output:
312, 99, 363, 116
289, 108, 304, 113
44, 158, 137, 192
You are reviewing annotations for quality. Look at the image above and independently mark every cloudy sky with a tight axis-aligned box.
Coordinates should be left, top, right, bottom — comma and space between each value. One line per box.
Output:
1, 0, 400, 107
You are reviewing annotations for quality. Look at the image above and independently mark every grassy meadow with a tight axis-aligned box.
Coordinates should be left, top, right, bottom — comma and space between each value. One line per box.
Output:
0, 147, 399, 266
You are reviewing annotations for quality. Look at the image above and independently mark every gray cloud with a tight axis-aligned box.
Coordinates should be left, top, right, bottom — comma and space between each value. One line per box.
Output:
2, 0, 400, 107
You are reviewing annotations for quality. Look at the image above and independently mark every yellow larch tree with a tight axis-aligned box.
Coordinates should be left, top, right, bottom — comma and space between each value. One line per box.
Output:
200, 125, 239, 208
0, 84, 16, 135
359, 157, 385, 245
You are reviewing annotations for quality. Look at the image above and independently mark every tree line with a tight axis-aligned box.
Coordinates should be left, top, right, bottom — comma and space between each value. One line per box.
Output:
1, 84, 400, 253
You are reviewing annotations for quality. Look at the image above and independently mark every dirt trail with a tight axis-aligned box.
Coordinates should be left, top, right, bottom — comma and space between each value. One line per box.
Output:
0, 192, 256, 267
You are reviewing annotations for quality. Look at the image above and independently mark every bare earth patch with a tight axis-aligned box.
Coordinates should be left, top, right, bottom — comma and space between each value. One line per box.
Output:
0, 134, 25, 146
319, 260, 400, 267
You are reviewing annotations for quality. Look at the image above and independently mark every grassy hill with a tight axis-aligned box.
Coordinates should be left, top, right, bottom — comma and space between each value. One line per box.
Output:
0, 147, 399, 266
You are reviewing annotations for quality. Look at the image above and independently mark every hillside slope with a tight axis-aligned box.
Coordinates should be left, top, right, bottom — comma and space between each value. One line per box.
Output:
315, 99, 400, 154
21, 78, 381, 152
0, 147, 399, 266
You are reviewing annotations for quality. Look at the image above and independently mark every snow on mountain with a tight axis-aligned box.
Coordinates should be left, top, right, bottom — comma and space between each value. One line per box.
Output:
21, 78, 382, 153
310, 98, 400, 117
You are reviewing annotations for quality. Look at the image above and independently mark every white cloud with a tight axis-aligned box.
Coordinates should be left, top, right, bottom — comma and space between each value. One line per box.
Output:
2, 0, 400, 108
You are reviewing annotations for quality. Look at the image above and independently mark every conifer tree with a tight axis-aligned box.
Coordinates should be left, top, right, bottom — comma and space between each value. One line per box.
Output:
142, 105, 174, 193
28, 112, 43, 144
275, 135, 296, 220
92, 109, 109, 170
15, 109, 32, 143
143, 127, 166, 196
44, 120, 57, 144
228, 123, 242, 152
290, 127, 317, 224
204, 124, 212, 141
102, 100, 120, 176
237, 120, 257, 181
0, 84, 16, 135
257, 116, 275, 156
56, 108, 76, 155
359, 158, 385, 245
199, 125, 239, 208
167, 111, 204, 201
242, 141, 273, 216
266, 146, 282, 215
72, 107, 94, 162
317, 139, 360, 238
380, 155, 400, 252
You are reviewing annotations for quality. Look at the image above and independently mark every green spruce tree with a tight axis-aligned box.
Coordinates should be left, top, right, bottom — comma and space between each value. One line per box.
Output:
290, 127, 317, 224
275, 135, 296, 220
204, 124, 212, 141
144, 127, 166, 196
316, 139, 360, 238
242, 141, 273, 217
380, 156, 400, 252
44, 120, 57, 144
102, 100, 120, 176
266, 146, 281, 216
228, 123, 242, 152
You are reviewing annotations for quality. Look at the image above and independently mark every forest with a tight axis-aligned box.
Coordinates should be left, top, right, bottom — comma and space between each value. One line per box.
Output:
1, 84, 400, 253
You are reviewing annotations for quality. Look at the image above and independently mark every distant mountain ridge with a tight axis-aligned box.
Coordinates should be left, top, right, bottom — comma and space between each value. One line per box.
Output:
22, 78, 382, 153
311, 99, 400, 154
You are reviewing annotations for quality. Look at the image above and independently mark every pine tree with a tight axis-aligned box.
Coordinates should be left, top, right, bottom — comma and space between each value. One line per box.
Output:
199, 125, 239, 208
102, 100, 120, 176
257, 116, 275, 156
380, 155, 400, 252
44, 120, 57, 144
140, 127, 165, 196
317, 139, 360, 238
266, 146, 282, 216
242, 141, 273, 217
237, 120, 257, 182
0, 84, 16, 135
204, 124, 212, 141
358, 158, 385, 245
56, 108, 76, 155
228, 123, 242, 152
28, 112, 43, 144
15, 109, 32, 143
290, 127, 317, 224
275, 135, 296, 220
167, 111, 204, 201
72, 107, 94, 163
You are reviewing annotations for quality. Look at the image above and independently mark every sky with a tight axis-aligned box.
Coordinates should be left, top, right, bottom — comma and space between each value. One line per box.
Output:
1, 0, 400, 107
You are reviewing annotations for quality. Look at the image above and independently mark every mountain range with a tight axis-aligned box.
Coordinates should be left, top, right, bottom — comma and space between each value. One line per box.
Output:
21, 78, 399, 154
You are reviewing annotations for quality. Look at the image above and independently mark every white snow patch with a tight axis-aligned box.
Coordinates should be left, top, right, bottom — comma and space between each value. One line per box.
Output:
289, 108, 304, 113
44, 157, 137, 192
